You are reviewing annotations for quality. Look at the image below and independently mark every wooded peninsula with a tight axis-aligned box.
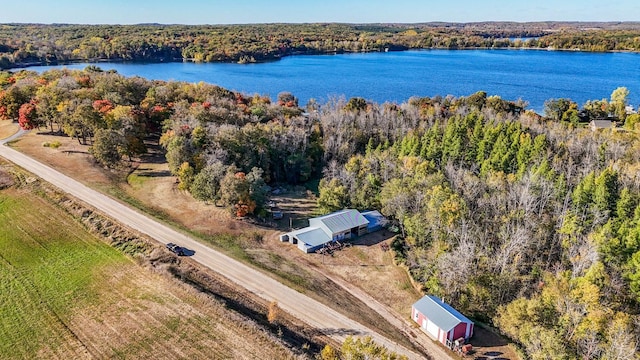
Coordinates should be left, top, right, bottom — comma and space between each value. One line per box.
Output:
1, 22, 640, 68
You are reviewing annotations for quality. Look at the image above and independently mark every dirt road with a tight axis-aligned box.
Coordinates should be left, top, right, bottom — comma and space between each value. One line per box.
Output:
0, 140, 429, 359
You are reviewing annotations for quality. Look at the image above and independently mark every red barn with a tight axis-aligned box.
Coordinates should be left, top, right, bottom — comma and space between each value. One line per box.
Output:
412, 295, 474, 347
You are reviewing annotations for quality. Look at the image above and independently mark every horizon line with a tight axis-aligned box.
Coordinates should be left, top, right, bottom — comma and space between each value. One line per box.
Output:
2, 20, 640, 26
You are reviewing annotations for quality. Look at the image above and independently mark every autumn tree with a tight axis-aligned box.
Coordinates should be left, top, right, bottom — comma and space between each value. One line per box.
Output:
106, 105, 146, 160
189, 161, 227, 203
317, 178, 349, 214
610, 86, 630, 121
319, 345, 339, 360
0, 80, 36, 120
219, 167, 266, 216
339, 336, 407, 360
18, 101, 38, 130
544, 98, 576, 121
34, 82, 69, 132
61, 100, 104, 145
345, 97, 368, 112
89, 128, 124, 167
277, 91, 298, 107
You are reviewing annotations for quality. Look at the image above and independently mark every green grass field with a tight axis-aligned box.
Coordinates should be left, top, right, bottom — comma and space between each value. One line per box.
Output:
0, 188, 129, 359
0, 187, 297, 359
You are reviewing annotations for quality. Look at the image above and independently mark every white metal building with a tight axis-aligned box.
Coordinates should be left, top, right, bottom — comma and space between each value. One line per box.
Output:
280, 209, 371, 253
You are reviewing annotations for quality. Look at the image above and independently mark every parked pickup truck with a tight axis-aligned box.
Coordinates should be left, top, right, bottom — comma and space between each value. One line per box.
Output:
166, 242, 185, 256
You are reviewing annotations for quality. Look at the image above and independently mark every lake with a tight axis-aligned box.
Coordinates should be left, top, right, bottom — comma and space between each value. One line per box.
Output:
19, 49, 640, 113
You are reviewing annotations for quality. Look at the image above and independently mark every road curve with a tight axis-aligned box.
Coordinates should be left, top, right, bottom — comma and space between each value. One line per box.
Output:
0, 142, 427, 359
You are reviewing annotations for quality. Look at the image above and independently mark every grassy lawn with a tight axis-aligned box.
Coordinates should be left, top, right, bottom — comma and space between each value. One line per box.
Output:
0, 188, 128, 359
0, 120, 19, 140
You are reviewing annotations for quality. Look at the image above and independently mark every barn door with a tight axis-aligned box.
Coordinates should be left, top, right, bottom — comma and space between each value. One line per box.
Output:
426, 320, 439, 339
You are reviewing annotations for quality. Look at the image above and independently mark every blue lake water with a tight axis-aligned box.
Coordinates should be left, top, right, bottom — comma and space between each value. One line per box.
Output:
20, 50, 640, 112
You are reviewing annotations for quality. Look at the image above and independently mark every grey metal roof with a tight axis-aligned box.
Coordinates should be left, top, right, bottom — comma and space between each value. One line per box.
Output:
313, 209, 369, 234
413, 295, 473, 332
290, 227, 331, 247
591, 119, 613, 129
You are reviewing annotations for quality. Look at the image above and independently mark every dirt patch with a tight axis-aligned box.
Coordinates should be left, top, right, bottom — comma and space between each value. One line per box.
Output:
269, 189, 318, 230
269, 229, 422, 316
0, 167, 14, 189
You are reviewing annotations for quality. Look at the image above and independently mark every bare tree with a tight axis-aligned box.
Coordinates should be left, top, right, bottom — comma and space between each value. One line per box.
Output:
601, 324, 638, 360
568, 235, 599, 278
437, 221, 478, 303
577, 330, 603, 360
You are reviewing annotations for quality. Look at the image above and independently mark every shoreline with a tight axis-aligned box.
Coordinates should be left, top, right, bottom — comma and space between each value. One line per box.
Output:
5, 45, 640, 71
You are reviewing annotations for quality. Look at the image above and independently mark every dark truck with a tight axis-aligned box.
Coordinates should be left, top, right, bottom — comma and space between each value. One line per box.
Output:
166, 242, 186, 256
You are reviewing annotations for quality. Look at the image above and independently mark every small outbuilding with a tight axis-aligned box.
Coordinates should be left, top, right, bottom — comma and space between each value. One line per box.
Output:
412, 295, 474, 347
361, 210, 387, 232
589, 119, 615, 131
282, 209, 379, 253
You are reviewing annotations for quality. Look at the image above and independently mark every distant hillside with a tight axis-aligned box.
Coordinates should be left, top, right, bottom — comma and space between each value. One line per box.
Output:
1, 22, 640, 69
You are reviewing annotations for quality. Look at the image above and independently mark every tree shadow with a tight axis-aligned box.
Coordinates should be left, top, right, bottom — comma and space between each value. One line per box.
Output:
62, 150, 90, 155
139, 152, 168, 165
138, 140, 167, 165
349, 229, 395, 247
36, 130, 66, 136
179, 247, 196, 257
472, 326, 508, 347
484, 351, 503, 357
136, 170, 172, 178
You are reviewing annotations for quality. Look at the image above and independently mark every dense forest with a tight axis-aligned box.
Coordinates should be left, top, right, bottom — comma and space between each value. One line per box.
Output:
1, 66, 639, 359
1, 22, 640, 69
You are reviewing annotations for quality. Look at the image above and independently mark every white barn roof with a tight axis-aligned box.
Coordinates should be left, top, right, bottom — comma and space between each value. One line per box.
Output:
290, 227, 331, 247
413, 295, 473, 332
312, 209, 369, 234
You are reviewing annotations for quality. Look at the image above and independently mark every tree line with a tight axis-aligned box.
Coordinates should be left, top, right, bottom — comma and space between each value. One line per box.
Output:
0, 67, 323, 217
2, 23, 640, 69
1, 66, 639, 358
316, 91, 640, 359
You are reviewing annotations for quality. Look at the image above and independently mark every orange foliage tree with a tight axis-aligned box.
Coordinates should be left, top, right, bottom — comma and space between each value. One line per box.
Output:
18, 101, 38, 130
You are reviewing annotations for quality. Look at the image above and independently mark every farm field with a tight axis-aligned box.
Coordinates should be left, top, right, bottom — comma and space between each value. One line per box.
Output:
0, 184, 298, 359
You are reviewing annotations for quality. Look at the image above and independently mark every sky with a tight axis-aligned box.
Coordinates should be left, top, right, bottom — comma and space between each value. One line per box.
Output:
0, 0, 638, 24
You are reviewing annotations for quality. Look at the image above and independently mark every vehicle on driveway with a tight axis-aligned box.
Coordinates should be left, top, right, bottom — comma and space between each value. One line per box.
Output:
272, 209, 283, 220
166, 242, 185, 256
